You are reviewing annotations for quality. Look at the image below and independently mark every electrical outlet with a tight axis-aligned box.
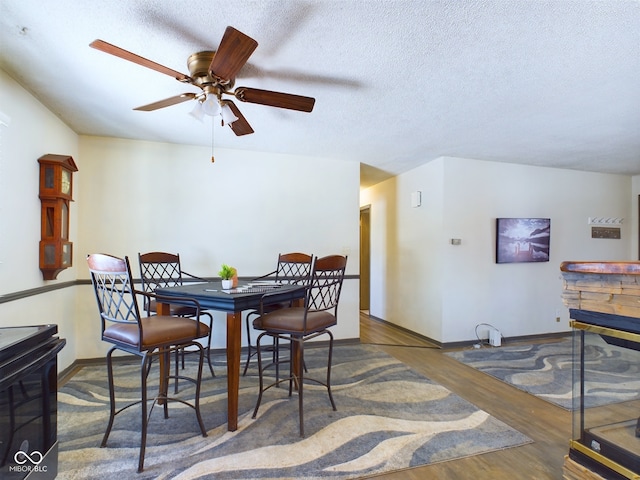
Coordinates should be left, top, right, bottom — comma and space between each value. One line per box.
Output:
556, 316, 561, 322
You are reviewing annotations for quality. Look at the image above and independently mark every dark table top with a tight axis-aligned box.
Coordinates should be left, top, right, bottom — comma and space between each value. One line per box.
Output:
154, 281, 305, 312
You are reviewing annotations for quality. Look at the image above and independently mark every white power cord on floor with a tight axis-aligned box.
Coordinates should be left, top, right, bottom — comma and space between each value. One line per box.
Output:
473, 323, 504, 348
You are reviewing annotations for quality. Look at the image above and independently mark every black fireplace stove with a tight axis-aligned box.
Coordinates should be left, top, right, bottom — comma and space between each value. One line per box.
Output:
0, 325, 65, 479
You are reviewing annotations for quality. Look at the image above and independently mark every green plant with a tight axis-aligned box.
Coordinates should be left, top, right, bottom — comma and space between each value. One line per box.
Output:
218, 264, 236, 280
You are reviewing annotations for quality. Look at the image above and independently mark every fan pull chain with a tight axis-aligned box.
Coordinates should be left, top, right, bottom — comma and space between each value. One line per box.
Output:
211, 117, 215, 163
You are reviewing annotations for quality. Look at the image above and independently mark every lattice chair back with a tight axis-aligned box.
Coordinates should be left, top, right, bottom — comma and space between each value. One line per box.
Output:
137, 251, 215, 377
87, 254, 142, 343
251, 254, 348, 435
242, 252, 313, 376
139, 252, 185, 292
138, 252, 188, 316
275, 252, 314, 284
87, 252, 208, 472
306, 255, 348, 315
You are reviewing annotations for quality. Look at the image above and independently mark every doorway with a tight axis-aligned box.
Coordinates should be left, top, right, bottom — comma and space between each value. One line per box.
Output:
360, 206, 371, 311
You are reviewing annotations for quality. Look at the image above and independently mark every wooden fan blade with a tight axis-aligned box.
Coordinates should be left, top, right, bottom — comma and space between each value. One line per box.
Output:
90, 39, 191, 82
208, 27, 258, 83
234, 87, 315, 112
133, 93, 197, 111
223, 101, 254, 136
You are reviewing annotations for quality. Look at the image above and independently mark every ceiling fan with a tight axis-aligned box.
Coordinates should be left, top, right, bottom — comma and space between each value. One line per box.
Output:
89, 26, 315, 136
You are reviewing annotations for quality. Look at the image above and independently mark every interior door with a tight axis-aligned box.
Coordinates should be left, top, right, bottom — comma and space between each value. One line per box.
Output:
359, 206, 371, 311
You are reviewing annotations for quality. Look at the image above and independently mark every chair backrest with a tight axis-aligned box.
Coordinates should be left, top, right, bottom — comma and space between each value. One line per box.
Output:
87, 253, 142, 337
275, 252, 314, 284
306, 255, 348, 314
138, 251, 185, 293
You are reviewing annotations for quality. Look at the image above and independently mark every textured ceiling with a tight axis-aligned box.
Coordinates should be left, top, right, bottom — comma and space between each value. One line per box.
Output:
1, 0, 639, 187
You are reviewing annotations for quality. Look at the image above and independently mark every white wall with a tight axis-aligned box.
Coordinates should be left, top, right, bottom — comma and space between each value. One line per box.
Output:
4, 63, 637, 360
632, 175, 640, 259
77, 136, 361, 357
0, 70, 80, 291
361, 159, 446, 340
361, 156, 632, 344
1, 69, 361, 370
0, 69, 79, 370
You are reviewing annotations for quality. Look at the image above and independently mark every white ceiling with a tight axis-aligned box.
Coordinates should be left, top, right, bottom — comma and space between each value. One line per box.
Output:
1, 0, 639, 187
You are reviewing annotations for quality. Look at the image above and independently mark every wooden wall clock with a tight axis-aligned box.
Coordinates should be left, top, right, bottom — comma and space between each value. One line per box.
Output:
38, 154, 78, 280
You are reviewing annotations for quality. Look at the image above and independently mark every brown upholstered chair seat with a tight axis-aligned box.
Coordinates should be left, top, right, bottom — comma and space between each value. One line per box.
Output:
251, 254, 347, 436
243, 252, 314, 376
104, 317, 211, 350
88, 253, 208, 472
253, 307, 336, 335
138, 251, 216, 380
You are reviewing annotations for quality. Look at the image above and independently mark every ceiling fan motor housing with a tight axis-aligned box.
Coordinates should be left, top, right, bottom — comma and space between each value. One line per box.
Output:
187, 51, 233, 89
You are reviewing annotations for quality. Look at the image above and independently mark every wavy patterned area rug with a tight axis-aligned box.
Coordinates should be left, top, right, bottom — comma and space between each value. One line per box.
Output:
57, 344, 530, 479
445, 334, 640, 410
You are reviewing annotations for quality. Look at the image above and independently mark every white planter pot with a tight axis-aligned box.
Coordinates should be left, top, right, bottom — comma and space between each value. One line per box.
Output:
221, 279, 233, 289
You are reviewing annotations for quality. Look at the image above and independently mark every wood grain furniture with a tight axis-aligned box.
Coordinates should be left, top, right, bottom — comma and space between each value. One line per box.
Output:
38, 154, 78, 280
154, 280, 306, 431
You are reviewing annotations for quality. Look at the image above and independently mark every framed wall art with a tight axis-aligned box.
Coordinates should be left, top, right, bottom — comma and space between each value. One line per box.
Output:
496, 218, 550, 264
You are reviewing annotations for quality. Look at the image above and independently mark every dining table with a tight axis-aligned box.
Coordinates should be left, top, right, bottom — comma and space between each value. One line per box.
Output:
154, 280, 305, 431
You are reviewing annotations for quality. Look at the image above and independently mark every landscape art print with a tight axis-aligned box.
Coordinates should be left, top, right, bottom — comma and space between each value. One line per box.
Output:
496, 218, 550, 263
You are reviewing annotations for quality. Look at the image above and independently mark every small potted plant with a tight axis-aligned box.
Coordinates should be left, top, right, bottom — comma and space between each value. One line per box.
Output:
218, 264, 237, 289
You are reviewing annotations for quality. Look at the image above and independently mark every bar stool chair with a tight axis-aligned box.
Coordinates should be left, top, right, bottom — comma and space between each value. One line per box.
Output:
251, 254, 347, 436
138, 252, 216, 386
243, 252, 313, 376
87, 253, 209, 472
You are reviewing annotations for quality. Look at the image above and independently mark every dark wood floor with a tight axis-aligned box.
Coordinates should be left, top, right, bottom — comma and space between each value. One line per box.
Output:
359, 312, 570, 480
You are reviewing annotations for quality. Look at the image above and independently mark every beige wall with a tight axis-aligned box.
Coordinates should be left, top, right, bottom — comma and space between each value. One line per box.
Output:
4, 64, 640, 363
632, 175, 640, 259
0, 69, 360, 370
0, 69, 80, 370
362, 156, 635, 344
76, 135, 360, 357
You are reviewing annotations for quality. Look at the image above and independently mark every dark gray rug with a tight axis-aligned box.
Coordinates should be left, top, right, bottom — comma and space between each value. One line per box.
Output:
445, 334, 640, 410
57, 344, 530, 479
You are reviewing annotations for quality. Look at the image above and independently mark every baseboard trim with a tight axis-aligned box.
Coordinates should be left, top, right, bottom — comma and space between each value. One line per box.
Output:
364, 314, 571, 350
441, 331, 572, 350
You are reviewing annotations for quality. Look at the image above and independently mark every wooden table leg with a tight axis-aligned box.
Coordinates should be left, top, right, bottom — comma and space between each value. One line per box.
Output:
292, 340, 302, 391
156, 301, 171, 405
226, 311, 242, 431
290, 299, 305, 391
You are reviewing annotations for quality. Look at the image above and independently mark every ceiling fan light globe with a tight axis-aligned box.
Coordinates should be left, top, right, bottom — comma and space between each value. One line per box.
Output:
201, 95, 221, 116
221, 104, 239, 125
189, 102, 205, 121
